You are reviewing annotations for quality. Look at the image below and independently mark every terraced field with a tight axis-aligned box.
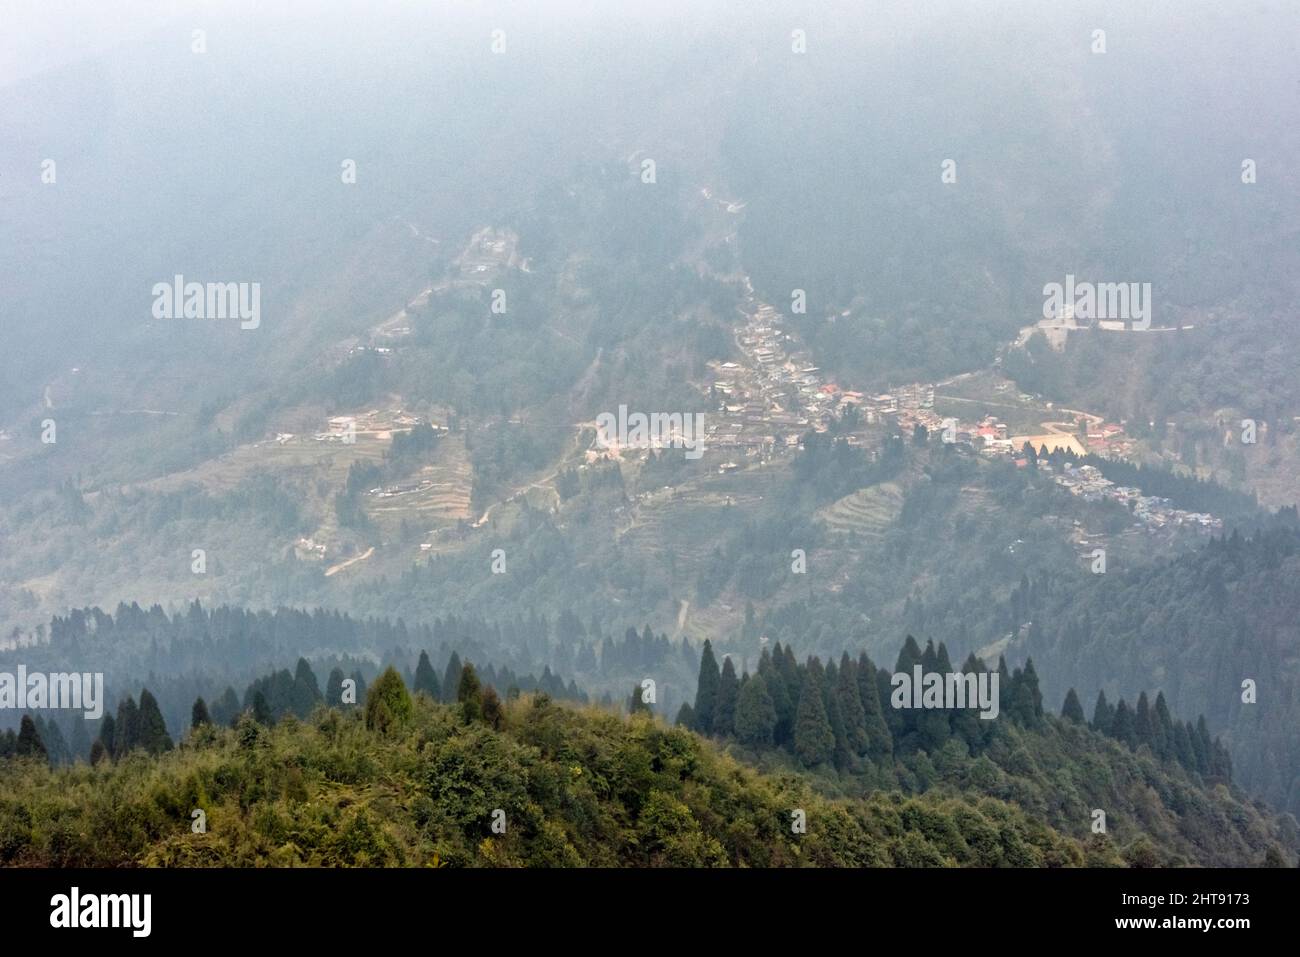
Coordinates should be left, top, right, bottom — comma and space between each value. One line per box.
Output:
815, 481, 905, 538
617, 467, 777, 563
365, 434, 474, 528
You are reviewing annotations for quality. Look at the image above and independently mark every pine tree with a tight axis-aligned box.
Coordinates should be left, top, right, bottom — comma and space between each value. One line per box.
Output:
890, 637, 924, 742
457, 663, 483, 723
136, 689, 173, 754
98, 713, 117, 758
675, 702, 696, 729
481, 685, 504, 730
895, 635, 924, 674
325, 669, 345, 707
857, 652, 893, 758
836, 653, 870, 756
1210, 737, 1232, 781
252, 690, 273, 726
191, 697, 212, 729
793, 662, 835, 767
1091, 690, 1114, 736
413, 650, 441, 699
1194, 716, 1213, 774
914, 640, 951, 752
442, 653, 463, 706
115, 696, 140, 756
1021, 659, 1044, 722
763, 644, 795, 745
734, 673, 776, 747
16, 714, 46, 759
628, 682, 651, 714
714, 656, 740, 736
1152, 692, 1173, 759
1061, 688, 1086, 724
365, 666, 413, 733
948, 653, 986, 750
89, 739, 107, 766
692, 640, 721, 734
1112, 699, 1136, 747
824, 671, 851, 769
1173, 720, 1196, 770
1134, 691, 1155, 749
292, 658, 322, 715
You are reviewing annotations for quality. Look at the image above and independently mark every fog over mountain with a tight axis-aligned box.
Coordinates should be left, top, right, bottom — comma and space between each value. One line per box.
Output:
1, 0, 1298, 900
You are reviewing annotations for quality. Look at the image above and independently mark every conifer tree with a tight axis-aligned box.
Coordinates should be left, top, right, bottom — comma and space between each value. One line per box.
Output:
714, 656, 740, 736
823, 657, 839, 710
457, 663, 484, 723
949, 653, 986, 750
1112, 699, 1136, 747
1061, 688, 1085, 724
765, 644, 796, 744
251, 690, 273, 726
1021, 659, 1044, 722
734, 673, 776, 747
481, 685, 504, 730
675, 702, 696, 729
824, 675, 851, 769
1194, 716, 1213, 774
889, 637, 924, 741
364, 666, 412, 733
1210, 737, 1232, 781
692, 640, 721, 733
793, 662, 835, 767
292, 658, 322, 715
214, 686, 238, 726
1133, 691, 1155, 749
89, 738, 106, 766
191, 697, 212, 729
325, 668, 345, 707
137, 689, 173, 754
857, 652, 893, 758
1173, 720, 1195, 770
895, 635, 924, 674
115, 696, 140, 756
1091, 690, 1114, 736
441, 653, 463, 706
1152, 692, 1173, 759
915, 640, 952, 751
98, 713, 117, 759
628, 682, 651, 714
413, 650, 441, 700
16, 715, 46, 760
836, 653, 870, 755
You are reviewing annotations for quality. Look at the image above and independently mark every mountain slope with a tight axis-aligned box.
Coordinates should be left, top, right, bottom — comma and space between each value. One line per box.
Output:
2, 686, 1292, 867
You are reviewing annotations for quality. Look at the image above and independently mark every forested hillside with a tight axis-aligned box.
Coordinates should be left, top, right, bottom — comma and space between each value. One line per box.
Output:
2, 663, 1292, 868
1009, 528, 1300, 818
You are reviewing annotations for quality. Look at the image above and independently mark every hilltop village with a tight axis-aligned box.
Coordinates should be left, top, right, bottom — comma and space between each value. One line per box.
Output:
697, 286, 1222, 537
